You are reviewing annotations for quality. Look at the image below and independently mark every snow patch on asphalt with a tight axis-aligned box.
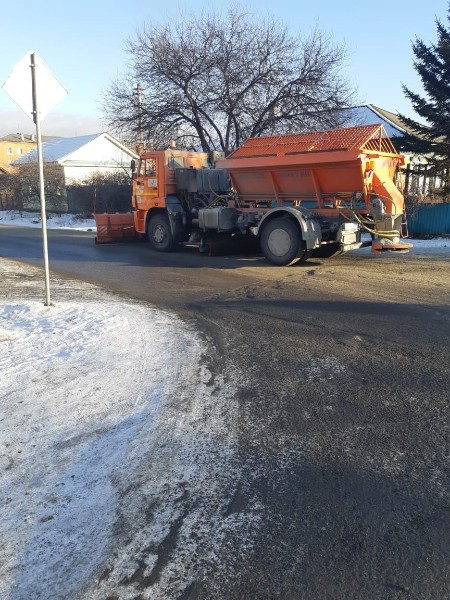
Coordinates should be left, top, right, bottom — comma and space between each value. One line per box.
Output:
351, 233, 450, 256
0, 210, 96, 231
0, 261, 259, 599
306, 356, 346, 381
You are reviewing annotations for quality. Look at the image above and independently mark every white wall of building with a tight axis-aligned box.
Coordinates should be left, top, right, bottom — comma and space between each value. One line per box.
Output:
61, 135, 135, 184
63, 165, 130, 184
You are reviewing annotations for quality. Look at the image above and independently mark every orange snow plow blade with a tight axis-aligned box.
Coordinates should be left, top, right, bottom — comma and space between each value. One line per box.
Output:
95, 213, 137, 244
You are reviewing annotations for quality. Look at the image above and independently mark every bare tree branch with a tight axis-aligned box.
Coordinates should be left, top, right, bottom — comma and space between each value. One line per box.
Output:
102, 8, 356, 154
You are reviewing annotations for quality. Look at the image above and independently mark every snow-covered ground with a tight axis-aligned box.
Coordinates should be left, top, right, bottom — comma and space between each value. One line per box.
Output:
355, 232, 449, 254
0, 259, 257, 599
0, 280, 185, 596
0, 210, 96, 231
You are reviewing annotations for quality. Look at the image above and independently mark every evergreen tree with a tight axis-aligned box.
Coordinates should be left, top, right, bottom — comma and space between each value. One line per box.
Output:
398, 5, 450, 197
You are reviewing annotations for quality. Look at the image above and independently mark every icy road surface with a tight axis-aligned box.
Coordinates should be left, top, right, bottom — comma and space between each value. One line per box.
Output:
0, 261, 255, 599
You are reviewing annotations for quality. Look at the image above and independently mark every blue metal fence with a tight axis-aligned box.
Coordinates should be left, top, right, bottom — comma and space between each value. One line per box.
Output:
408, 203, 450, 235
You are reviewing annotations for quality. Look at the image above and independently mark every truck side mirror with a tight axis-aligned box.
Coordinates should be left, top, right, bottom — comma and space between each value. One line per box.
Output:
131, 159, 136, 173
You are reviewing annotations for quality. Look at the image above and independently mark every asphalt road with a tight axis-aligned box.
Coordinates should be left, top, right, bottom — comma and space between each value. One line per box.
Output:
1, 226, 449, 600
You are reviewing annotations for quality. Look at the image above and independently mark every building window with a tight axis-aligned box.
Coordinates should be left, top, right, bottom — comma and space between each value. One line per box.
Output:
6, 147, 12, 155
17, 148, 23, 155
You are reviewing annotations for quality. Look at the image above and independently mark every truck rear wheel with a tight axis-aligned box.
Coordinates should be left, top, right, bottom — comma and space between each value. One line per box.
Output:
147, 213, 174, 252
260, 218, 308, 266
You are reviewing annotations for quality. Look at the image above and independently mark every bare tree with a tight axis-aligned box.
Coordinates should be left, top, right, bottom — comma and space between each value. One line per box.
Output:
103, 8, 355, 154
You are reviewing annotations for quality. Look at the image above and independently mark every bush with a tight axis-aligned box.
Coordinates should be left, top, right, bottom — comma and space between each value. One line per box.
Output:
0, 163, 66, 212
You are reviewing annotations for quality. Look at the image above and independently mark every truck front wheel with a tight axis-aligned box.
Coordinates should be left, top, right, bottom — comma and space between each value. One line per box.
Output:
147, 213, 174, 252
260, 218, 308, 266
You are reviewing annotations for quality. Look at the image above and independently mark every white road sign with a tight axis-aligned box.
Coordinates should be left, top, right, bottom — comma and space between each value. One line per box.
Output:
2, 52, 67, 122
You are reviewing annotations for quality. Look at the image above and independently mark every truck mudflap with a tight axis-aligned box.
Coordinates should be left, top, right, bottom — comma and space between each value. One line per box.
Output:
94, 213, 137, 244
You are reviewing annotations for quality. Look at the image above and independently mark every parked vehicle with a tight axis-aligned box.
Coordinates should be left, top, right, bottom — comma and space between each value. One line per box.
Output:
95, 124, 412, 265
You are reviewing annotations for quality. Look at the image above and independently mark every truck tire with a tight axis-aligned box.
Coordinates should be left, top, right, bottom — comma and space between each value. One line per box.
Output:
260, 218, 308, 266
147, 213, 174, 252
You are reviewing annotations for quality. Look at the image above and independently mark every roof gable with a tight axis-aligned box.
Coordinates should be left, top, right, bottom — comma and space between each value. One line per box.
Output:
341, 105, 406, 138
16, 133, 101, 163
14, 133, 138, 166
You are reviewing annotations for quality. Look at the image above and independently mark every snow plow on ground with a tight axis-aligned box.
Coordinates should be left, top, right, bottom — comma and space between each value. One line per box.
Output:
94, 213, 136, 244
95, 124, 412, 265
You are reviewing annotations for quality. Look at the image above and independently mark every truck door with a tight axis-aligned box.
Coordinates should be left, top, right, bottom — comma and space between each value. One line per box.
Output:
134, 156, 164, 209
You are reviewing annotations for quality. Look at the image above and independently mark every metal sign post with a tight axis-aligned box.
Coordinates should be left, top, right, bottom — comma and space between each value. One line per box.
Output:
30, 53, 51, 306
2, 52, 67, 307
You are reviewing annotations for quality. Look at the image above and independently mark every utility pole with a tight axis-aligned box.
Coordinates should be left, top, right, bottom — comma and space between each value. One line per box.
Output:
135, 83, 145, 152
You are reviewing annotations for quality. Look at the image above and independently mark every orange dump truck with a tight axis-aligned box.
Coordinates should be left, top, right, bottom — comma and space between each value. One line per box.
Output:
95, 124, 411, 265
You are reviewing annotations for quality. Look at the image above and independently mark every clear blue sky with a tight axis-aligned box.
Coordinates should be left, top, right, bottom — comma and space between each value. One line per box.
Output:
1, 0, 448, 136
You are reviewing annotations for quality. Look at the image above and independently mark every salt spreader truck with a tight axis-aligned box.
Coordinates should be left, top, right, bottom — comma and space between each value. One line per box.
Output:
95, 124, 412, 265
